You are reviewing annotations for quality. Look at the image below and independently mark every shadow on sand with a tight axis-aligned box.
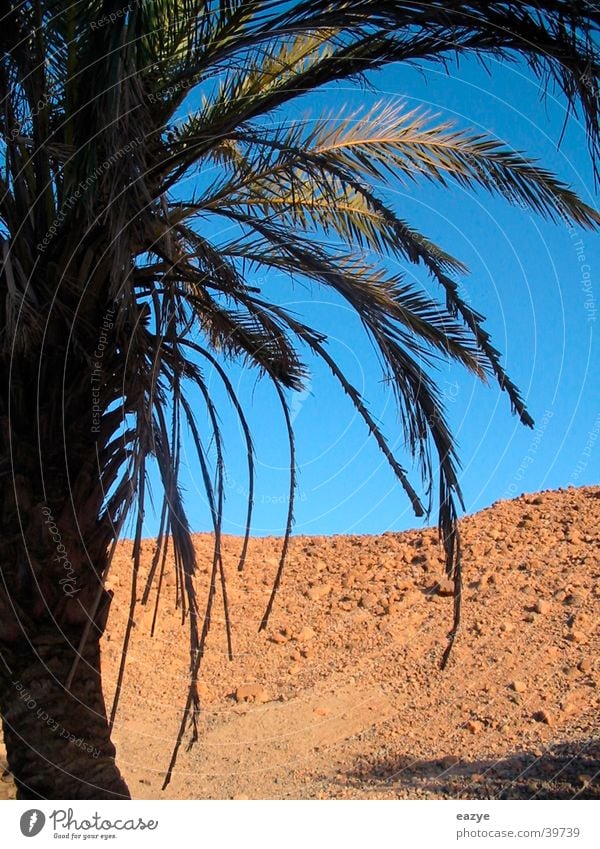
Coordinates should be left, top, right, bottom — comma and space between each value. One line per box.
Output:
342, 738, 600, 799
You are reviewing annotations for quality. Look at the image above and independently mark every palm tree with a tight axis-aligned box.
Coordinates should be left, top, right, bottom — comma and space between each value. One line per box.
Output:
0, 0, 598, 800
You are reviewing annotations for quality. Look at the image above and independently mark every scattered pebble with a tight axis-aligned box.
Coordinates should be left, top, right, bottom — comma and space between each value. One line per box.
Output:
235, 684, 269, 704
436, 578, 455, 597
295, 626, 316, 642
306, 584, 332, 602
565, 629, 585, 643
532, 710, 552, 725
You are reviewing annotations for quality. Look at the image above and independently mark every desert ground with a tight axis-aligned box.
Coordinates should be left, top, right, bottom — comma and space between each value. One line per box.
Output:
1, 485, 599, 799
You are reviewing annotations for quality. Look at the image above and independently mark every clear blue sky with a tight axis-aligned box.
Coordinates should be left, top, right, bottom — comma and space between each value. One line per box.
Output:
147, 53, 599, 539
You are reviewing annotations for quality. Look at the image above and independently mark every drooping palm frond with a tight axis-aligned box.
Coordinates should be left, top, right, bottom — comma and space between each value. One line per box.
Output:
142, 2, 600, 180
167, 92, 600, 431
280, 1, 600, 172
179, 103, 600, 228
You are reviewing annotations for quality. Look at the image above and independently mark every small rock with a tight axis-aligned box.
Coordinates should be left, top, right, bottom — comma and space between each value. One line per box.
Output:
235, 684, 269, 704
569, 610, 590, 627
306, 584, 331, 602
401, 589, 422, 606
532, 709, 552, 725
524, 613, 536, 623
313, 706, 330, 717
534, 599, 551, 615
553, 589, 567, 602
436, 578, 455, 597
269, 631, 288, 644
233, 794, 249, 800
511, 680, 527, 693
359, 592, 378, 610
564, 665, 578, 679
465, 720, 483, 734
578, 658, 592, 673
565, 629, 585, 643
296, 626, 316, 642
564, 593, 583, 606
439, 755, 461, 768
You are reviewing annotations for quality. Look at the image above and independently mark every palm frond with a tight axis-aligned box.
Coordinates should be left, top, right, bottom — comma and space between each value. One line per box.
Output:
193, 105, 599, 227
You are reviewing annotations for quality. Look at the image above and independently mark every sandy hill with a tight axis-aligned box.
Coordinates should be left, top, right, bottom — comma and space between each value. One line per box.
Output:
2, 485, 599, 799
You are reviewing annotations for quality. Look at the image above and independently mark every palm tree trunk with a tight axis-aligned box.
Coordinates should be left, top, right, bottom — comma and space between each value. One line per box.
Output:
0, 388, 131, 799
0, 627, 130, 799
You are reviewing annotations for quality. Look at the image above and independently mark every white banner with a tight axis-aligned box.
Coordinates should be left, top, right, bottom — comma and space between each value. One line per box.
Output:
0, 799, 598, 848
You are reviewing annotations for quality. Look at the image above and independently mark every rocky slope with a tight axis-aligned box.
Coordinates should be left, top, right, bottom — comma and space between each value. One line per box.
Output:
1, 485, 599, 799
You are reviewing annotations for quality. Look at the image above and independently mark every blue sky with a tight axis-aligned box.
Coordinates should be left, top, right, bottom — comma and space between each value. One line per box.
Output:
148, 53, 599, 539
